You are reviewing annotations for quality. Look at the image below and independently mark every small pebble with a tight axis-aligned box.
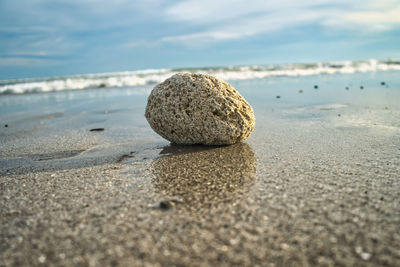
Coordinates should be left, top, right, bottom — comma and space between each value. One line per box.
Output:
4, 124, 8, 127
38, 255, 46, 263
355, 246, 371, 260
276, 95, 281, 99
345, 87, 349, 90
337, 114, 341, 117
156, 198, 182, 211
159, 201, 172, 210
90, 128, 104, 132
280, 243, 290, 250
299, 90, 303, 93
361, 252, 371, 260
314, 85, 318, 89
380, 81, 386, 86
360, 86, 364, 89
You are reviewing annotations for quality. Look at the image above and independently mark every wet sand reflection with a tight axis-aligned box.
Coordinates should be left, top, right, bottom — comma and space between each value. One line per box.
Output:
151, 142, 257, 210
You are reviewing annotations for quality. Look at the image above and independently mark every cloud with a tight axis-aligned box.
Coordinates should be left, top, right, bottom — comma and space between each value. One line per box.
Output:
151, 0, 400, 47
7, 51, 50, 57
121, 40, 156, 49
326, 5, 400, 32
1, 0, 400, 74
164, 0, 346, 24
0, 0, 168, 31
0, 30, 80, 62
0, 57, 60, 67
160, 8, 328, 45
0, 0, 168, 65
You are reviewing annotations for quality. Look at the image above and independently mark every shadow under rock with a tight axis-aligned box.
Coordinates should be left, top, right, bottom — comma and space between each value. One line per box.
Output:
151, 142, 257, 211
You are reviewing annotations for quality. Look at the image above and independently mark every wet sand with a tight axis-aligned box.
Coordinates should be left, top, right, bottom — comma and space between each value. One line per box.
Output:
1, 71, 400, 266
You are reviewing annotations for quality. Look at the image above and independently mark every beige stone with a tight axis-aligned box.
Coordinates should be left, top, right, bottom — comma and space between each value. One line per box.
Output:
145, 73, 255, 145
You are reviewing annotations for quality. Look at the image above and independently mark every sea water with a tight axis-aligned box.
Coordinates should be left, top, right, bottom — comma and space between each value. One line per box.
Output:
1, 67, 399, 119
1, 59, 399, 95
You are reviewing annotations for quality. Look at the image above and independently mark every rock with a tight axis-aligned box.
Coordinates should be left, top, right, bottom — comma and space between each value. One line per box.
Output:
145, 73, 255, 145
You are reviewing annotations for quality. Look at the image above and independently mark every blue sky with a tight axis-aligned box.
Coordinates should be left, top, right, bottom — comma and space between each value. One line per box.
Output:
1, 0, 400, 79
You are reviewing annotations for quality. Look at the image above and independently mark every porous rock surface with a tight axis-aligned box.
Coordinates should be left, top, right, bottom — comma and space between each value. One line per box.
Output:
145, 73, 255, 145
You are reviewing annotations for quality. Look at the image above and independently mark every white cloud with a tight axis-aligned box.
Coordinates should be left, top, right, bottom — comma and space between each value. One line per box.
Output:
364, 0, 400, 9
1, 0, 169, 64
121, 40, 155, 49
8, 51, 50, 57
1, 31, 81, 62
0, 26, 55, 34
335, 6, 400, 31
160, 9, 327, 44
156, 0, 400, 46
0, 0, 168, 33
2, 0, 400, 61
164, 0, 347, 24
0, 57, 60, 67
321, 2, 400, 32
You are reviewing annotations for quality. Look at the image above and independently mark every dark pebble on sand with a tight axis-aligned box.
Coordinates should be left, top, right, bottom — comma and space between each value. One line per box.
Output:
314, 85, 318, 89
360, 86, 364, 89
345, 87, 349, 90
381, 81, 386, 86
159, 201, 172, 210
337, 114, 341, 117
90, 128, 104, 132
4, 124, 8, 127
299, 90, 303, 93
157, 198, 182, 210
276, 95, 281, 99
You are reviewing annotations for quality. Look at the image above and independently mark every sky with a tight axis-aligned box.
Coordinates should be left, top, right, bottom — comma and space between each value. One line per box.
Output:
0, 0, 400, 79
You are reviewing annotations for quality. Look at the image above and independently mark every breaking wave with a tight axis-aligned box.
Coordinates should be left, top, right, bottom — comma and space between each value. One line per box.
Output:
1, 59, 399, 94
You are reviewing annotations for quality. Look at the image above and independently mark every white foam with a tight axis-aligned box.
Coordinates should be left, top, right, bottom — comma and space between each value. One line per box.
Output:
1, 60, 399, 94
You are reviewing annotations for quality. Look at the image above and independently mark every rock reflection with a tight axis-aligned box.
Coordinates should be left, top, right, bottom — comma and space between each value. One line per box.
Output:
151, 142, 257, 210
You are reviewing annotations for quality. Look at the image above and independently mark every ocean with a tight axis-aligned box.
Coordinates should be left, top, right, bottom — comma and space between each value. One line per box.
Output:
1, 59, 399, 95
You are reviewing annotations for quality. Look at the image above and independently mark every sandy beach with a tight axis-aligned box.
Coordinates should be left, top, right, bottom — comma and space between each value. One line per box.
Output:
1, 71, 400, 266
